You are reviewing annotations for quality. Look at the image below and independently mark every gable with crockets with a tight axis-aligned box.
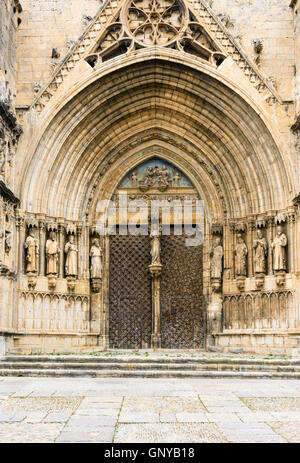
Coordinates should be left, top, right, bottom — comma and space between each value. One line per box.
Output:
32, 0, 281, 114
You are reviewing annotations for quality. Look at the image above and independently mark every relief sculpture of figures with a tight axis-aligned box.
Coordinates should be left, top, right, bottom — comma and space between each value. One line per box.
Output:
234, 234, 248, 277
64, 235, 78, 277
210, 236, 223, 279
90, 238, 103, 279
253, 229, 267, 274
25, 229, 39, 273
272, 225, 287, 272
46, 231, 60, 275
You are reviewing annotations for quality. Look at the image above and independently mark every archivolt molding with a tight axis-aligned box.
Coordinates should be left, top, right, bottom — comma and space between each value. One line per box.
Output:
85, 137, 227, 223
30, 0, 281, 114
20, 59, 291, 223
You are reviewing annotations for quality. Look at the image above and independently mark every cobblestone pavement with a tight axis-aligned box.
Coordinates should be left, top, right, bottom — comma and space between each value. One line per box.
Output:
0, 377, 299, 442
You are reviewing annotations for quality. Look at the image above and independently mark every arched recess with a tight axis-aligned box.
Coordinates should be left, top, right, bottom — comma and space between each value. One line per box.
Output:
17, 53, 292, 223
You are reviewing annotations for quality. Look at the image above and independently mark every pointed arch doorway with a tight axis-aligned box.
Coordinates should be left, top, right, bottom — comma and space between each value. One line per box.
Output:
107, 157, 205, 349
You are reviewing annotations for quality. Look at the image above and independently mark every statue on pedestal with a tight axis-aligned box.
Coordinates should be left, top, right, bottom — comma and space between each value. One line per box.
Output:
272, 225, 287, 272
253, 229, 267, 274
25, 229, 39, 274
46, 231, 59, 276
234, 234, 248, 277
64, 235, 78, 277
90, 238, 103, 279
210, 236, 223, 279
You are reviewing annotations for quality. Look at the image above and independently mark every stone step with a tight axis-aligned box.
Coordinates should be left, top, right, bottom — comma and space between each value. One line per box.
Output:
0, 368, 300, 379
2, 355, 300, 365
1, 361, 300, 372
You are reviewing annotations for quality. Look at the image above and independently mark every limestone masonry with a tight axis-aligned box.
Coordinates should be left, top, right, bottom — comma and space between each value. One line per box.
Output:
0, 0, 300, 355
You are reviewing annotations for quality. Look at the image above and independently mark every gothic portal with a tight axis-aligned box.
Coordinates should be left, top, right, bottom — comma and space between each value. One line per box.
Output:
0, 0, 300, 355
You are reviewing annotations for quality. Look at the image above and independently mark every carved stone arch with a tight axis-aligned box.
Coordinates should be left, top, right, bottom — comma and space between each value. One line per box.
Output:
19, 54, 292, 221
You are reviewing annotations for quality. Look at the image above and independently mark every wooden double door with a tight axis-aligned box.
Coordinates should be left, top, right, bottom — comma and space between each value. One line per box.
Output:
109, 231, 205, 349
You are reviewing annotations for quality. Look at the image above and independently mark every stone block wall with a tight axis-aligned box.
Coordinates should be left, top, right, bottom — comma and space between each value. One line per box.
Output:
291, 0, 300, 113
211, 0, 295, 101
0, 0, 22, 102
16, 0, 101, 105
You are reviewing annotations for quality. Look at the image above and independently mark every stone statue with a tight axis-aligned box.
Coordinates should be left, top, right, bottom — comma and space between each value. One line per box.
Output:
158, 165, 170, 188
210, 236, 223, 279
253, 229, 267, 274
64, 235, 78, 277
141, 166, 155, 187
90, 238, 103, 279
131, 172, 138, 187
46, 231, 60, 275
234, 234, 248, 277
173, 172, 181, 187
25, 229, 39, 273
150, 232, 161, 265
272, 225, 287, 272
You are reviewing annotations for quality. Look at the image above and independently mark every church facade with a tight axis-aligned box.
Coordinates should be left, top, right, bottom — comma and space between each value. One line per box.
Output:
0, 0, 300, 355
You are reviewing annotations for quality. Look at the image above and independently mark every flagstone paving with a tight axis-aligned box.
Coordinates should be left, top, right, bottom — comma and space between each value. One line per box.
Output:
0, 377, 299, 442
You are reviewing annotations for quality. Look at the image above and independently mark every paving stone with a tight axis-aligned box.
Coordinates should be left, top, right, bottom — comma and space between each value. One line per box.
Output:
207, 413, 242, 423
119, 412, 159, 423
67, 415, 117, 427
266, 422, 300, 443
176, 412, 209, 423
114, 423, 228, 443
43, 411, 73, 422
159, 413, 177, 422
56, 428, 115, 443
75, 408, 119, 416
0, 423, 64, 443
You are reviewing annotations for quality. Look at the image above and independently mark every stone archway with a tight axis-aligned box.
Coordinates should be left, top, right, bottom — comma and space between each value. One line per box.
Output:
102, 156, 206, 349
9, 54, 298, 355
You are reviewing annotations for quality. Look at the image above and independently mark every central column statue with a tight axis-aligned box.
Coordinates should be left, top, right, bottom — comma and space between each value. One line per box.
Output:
149, 228, 162, 350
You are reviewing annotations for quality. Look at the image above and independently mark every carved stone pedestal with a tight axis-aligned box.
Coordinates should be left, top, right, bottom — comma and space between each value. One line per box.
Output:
236, 276, 246, 292
27, 272, 37, 290
255, 273, 265, 290
91, 277, 101, 293
47, 274, 57, 290
275, 272, 286, 287
149, 263, 162, 350
211, 277, 221, 293
66, 276, 76, 292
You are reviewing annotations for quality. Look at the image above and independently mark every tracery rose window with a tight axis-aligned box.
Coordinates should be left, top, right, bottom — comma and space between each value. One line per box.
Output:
124, 0, 188, 46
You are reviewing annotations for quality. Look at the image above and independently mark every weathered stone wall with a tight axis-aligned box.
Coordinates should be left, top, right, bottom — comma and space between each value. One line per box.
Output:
211, 0, 295, 101
15, 0, 296, 104
16, 0, 101, 105
0, 0, 21, 102
292, 0, 300, 112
